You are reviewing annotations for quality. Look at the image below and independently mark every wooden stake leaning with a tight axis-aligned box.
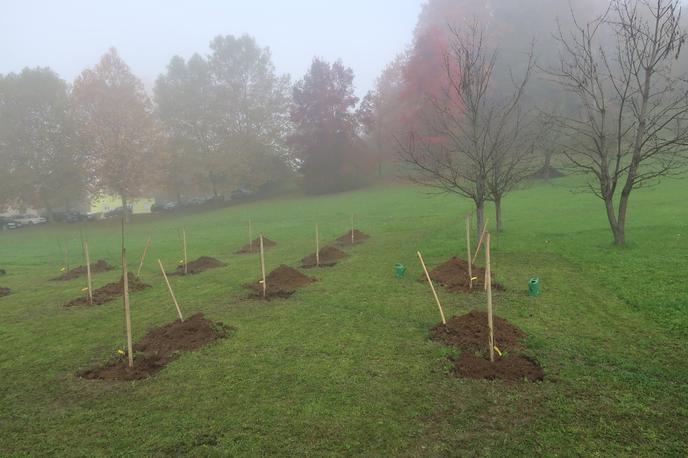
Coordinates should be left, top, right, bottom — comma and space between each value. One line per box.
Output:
158, 259, 183, 321
466, 214, 473, 290
182, 228, 188, 275
417, 251, 446, 324
83, 240, 93, 305
473, 218, 489, 262
485, 233, 495, 363
122, 247, 134, 368
136, 237, 151, 278
315, 224, 320, 267
260, 234, 267, 298
351, 214, 355, 244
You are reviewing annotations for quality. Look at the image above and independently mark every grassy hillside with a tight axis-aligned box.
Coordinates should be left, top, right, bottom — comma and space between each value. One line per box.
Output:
1, 176, 687, 456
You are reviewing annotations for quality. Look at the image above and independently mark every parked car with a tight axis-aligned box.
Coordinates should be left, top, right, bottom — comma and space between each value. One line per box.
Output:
53, 211, 89, 223
103, 206, 132, 218
13, 214, 47, 226
231, 187, 253, 201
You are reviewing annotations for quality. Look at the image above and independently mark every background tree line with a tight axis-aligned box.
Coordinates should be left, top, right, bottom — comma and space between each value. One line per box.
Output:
1, 0, 687, 245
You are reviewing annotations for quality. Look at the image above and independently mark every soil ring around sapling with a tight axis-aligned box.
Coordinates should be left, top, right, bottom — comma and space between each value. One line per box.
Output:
0, 268, 6, 275
430, 309, 543, 382
0, 287, 10, 297
64, 273, 150, 307
301, 245, 348, 268
78, 313, 232, 381
168, 256, 226, 276
52, 260, 114, 281
244, 264, 315, 299
419, 256, 505, 293
235, 237, 277, 254
335, 229, 370, 246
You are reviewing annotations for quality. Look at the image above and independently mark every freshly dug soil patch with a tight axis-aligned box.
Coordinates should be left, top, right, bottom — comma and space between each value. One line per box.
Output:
170, 256, 226, 275
52, 260, 114, 281
452, 353, 544, 381
0, 287, 9, 297
64, 273, 150, 307
336, 229, 370, 245
235, 237, 277, 254
430, 310, 526, 353
301, 245, 348, 268
245, 264, 315, 299
79, 313, 230, 381
420, 256, 504, 293
0, 268, 6, 275
531, 164, 565, 180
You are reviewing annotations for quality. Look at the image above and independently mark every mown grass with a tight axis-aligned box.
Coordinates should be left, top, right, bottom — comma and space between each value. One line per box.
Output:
0, 175, 686, 456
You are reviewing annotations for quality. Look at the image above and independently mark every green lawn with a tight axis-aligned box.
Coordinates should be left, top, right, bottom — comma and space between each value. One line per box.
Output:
1, 176, 687, 456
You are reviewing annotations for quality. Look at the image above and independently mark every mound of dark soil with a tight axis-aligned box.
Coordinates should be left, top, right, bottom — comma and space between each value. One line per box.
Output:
301, 245, 348, 268
0, 287, 10, 297
64, 273, 150, 307
235, 237, 277, 254
452, 353, 544, 381
336, 229, 370, 245
0, 268, 6, 275
78, 313, 231, 381
531, 165, 565, 180
430, 310, 526, 353
170, 256, 226, 275
420, 256, 504, 293
245, 264, 315, 299
52, 260, 114, 281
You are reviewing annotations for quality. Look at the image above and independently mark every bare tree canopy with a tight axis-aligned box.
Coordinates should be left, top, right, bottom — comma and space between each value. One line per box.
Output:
401, 23, 537, 234
548, 0, 688, 245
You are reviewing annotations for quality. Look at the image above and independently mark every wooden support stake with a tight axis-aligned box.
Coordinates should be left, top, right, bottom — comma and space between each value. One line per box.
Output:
417, 251, 446, 324
83, 240, 93, 305
466, 214, 473, 290
351, 214, 355, 244
315, 224, 320, 267
136, 236, 151, 278
182, 228, 188, 275
485, 233, 495, 362
249, 218, 253, 251
122, 247, 134, 368
260, 234, 267, 298
473, 218, 489, 261
158, 259, 183, 321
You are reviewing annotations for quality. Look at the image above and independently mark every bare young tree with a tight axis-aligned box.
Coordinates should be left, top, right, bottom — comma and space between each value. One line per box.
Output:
400, 23, 536, 234
549, 0, 688, 245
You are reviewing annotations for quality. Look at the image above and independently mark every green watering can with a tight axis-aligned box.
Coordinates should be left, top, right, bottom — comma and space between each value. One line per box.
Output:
394, 263, 407, 279
528, 277, 540, 297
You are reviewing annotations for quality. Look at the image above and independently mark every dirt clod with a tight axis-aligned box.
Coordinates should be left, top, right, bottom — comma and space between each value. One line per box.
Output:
420, 256, 504, 293
452, 353, 544, 381
0, 268, 6, 275
64, 273, 150, 307
245, 264, 315, 299
52, 260, 114, 281
0, 287, 10, 297
170, 256, 226, 275
336, 229, 370, 245
235, 237, 277, 254
79, 313, 230, 381
301, 245, 348, 268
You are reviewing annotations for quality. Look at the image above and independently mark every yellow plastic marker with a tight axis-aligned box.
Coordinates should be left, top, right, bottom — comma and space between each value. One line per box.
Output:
116, 349, 125, 355
81, 287, 88, 292
60, 267, 66, 272
471, 276, 478, 281
179, 259, 184, 264
494, 346, 503, 357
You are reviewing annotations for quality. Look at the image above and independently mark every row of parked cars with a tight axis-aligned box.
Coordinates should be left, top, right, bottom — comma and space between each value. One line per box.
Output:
0, 214, 48, 229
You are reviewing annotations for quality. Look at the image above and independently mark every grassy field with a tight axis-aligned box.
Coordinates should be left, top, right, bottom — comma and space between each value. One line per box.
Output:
1, 175, 687, 456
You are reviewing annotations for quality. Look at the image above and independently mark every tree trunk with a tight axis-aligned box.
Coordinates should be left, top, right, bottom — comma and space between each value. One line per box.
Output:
543, 152, 552, 181
121, 194, 130, 223
495, 195, 503, 232
475, 200, 485, 237
604, 197, 624, 246
209, 171, 219, 198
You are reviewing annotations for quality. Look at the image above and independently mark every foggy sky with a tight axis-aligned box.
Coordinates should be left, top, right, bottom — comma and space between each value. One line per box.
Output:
1, 0, 422, 97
